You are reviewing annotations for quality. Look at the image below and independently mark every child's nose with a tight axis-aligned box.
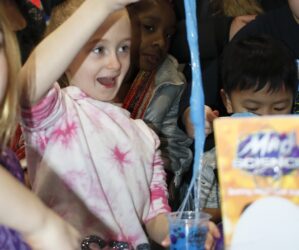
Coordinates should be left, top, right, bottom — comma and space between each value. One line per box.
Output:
152, 34, 166, 49
106, 53, 121, 70
153, 38, 166, 48
259, 106, 272, 116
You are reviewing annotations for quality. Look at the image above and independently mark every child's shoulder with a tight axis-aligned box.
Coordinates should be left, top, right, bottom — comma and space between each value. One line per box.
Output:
156, 54, 186, 86
203, 147, 217, 170
133, 119, 160, 148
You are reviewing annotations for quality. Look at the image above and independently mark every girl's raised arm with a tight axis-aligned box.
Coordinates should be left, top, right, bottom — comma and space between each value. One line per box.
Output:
20, 0, 138, 105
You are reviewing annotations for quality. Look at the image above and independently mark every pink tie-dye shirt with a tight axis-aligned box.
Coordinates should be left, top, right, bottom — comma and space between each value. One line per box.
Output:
21, 83, 171, 248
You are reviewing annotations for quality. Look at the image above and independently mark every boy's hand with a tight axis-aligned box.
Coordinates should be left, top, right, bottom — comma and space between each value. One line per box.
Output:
229, 15, 256, 40
205, 105, 219, 137
161, 221, 221, 249
183, 107, 195, 138
183, 105, 219, 139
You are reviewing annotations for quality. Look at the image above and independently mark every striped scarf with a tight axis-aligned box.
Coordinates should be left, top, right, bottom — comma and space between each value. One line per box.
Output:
122, 70, 156, 119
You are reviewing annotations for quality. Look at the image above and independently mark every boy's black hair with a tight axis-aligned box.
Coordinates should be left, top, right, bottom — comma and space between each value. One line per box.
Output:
221, 35, 297, 97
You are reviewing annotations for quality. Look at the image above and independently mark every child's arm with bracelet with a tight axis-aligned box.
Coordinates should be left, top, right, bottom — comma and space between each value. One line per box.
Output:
0, 167, 80, 250
146, 213, 169, 245
20, 0, 138, 105
143, 139, 171, 244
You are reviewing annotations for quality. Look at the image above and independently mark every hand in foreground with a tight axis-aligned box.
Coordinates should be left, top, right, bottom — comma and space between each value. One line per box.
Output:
229, 15, 256, 40
161, 221, 220, 249
23, 209, 80, 250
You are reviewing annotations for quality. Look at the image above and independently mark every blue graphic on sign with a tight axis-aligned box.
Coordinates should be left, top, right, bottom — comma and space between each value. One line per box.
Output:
233, 131, 299, 177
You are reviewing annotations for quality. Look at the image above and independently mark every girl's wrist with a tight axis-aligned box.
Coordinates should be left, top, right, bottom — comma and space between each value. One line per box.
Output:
87, 0, 121, 15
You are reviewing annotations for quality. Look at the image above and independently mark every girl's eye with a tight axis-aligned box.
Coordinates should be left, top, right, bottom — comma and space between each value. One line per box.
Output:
143, 24, 155, 32
166, 33, 173, 40
118, 44, 130, 53
93, 46, 104, 54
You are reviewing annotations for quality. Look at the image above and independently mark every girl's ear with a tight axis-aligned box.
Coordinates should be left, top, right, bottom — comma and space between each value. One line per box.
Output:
220, 89, 233, 113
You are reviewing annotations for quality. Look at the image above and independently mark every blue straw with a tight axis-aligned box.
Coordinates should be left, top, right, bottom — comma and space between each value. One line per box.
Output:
179, 0, 205, 214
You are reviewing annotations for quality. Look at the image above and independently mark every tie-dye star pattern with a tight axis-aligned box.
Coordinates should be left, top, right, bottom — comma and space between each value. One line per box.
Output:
112, 146, 131, 171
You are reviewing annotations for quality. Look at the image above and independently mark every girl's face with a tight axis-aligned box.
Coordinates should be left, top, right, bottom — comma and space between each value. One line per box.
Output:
138, 1, 176, 71
67, 10, 131, 102
0, 30, 8, 104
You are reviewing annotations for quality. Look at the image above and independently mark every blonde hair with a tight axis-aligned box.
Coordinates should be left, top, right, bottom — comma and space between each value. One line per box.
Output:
0, 3, 21, 150
212, 0, 263, 17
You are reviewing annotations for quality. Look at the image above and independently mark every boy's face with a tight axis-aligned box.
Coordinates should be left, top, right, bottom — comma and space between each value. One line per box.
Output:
222, 84, 294, 116
0, 31, 8, 104
137, 0, 176, 71
67, 10, 131, 102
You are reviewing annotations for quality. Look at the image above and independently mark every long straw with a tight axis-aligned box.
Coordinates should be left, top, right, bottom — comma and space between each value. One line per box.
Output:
179, 0, 205, 215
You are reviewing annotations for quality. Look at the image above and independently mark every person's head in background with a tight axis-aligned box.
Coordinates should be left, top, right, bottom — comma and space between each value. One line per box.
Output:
221, 35, 297, 116
2, 0, 46, 63
288, 0, 299, 23
128, 0, 176, 72
211, 0, 263, 16
0, 3, 21, 150
44, 0, 131, 102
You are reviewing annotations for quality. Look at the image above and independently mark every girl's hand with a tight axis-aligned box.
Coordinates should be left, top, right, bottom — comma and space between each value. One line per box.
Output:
102, 0, 140, 12
23, 209, 80, 250
205, 221, 221, 250
161, 235, 171, 247
229, 15, 256, 40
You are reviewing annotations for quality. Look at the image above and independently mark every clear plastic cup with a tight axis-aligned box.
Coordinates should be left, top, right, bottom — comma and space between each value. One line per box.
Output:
168, 211, 211, 250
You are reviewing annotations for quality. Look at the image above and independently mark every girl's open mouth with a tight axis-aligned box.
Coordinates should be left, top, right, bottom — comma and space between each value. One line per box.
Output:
97, 77, 116, 88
